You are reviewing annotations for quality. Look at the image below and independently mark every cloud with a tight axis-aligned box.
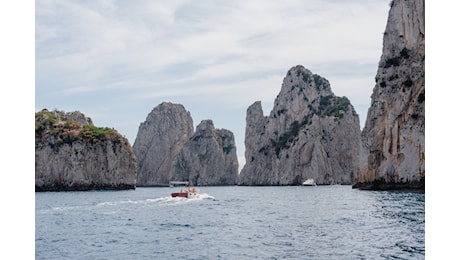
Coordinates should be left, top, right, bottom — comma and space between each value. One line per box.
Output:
36, 0, 388, 93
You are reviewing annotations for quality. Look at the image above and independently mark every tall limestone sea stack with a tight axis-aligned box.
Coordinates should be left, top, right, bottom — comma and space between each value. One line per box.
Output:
354, 0, 425, 189
239, 65, 361, 185
170, 120, 239, 186
35, 109, 137, 191
133, 102, 194, 186
134, 102, 239, 186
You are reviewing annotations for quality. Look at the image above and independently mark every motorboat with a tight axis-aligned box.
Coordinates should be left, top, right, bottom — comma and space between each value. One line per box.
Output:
302, 178, 316, 186
171, 186, 199, 198
170, 181, 199, 198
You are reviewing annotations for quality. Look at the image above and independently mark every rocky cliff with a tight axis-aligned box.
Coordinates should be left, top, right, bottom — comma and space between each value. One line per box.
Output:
239, 65, 361, 185
170, 120, 239, 186
35, 109, 137, 191
354, 0, 425, 190
133, 102, 194, 186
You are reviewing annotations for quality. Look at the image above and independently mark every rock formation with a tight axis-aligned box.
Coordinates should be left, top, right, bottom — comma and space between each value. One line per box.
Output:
134, 102, 238, 186
35, 109, 137, 191
239, 65, 361, 185
353, 0, 425, 190
133, 102, 194, 186
170, 120, 239, 186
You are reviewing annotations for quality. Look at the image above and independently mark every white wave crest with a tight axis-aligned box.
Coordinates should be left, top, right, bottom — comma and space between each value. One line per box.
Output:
95, 193, 215, 207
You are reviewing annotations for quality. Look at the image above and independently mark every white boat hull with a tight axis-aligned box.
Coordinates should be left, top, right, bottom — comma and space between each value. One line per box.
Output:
302, 179, 316, 186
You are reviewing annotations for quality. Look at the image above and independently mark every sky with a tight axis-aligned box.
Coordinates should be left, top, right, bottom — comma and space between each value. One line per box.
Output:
35, 0, 393, 171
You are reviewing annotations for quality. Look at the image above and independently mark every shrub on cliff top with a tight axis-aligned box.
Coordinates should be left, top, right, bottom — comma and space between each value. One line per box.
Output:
35, 109, 58, 131
36, 109, 122, 144
79, 125, 119, 142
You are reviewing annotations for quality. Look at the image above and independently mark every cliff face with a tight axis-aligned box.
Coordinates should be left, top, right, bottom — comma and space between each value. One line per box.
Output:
170, 120, 239, 186
354, 0, 425, 189
133, 102, 194, 186
239, 65, 361, 185
35, 109, 137, 191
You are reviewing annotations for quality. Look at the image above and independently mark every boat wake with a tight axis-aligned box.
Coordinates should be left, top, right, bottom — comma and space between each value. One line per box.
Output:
37, 193, 216, 214
194, 193, 215, 200
168, 193, 215, 202
95, 193, 215, 207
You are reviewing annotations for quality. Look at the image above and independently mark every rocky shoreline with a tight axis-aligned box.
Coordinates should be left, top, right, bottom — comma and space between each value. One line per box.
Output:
35, 183, 136, 192
352, 177, 425, 191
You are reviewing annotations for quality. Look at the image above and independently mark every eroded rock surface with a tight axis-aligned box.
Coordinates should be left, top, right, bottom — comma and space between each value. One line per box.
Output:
354, 0, 425, 190
170, 120, 239, 186
133, 102, 194, 186
35, 109, 137, 191
134, 103, 238, 186
239, 65, 361, 185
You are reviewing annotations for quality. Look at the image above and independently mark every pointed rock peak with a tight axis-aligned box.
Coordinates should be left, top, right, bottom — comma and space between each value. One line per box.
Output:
249, 100, 262, 109
149, 102, 190, 117
247, 101, 264, 117
288, 65, 312, 75
197, 119, 215, 131
281, 65, 332, 96
158, 101, 184, 109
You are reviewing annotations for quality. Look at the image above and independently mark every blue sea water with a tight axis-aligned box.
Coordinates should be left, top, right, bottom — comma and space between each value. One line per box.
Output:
35, 186, 424, 259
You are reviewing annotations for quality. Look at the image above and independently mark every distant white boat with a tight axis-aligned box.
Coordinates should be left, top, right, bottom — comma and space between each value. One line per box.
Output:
302, 178, 316, 186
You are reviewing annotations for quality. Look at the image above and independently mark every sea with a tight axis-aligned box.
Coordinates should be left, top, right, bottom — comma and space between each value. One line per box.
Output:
35, 186, 425, 259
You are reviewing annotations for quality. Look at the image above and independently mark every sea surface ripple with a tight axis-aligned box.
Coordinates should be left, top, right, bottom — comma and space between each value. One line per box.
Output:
36, 186, 424, 259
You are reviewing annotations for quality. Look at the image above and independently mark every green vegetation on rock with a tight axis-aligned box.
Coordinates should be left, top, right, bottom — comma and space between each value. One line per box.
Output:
222, 144, 235, 154
79, 125, 120, 143
319, 96, 352, 119
35, 109, 122, 145
384, 47, 410, 68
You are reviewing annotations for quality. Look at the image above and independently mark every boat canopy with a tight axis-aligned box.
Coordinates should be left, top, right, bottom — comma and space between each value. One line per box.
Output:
169, 181, 189, 187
